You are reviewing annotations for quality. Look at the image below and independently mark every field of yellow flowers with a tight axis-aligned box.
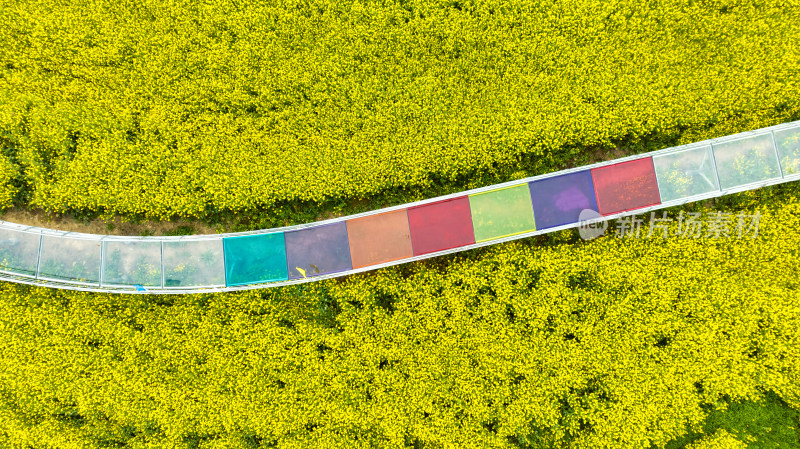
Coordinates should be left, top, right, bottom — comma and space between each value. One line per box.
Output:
0, 0, 799, 220
1, 0, 800, 448
0, 186, 798, 448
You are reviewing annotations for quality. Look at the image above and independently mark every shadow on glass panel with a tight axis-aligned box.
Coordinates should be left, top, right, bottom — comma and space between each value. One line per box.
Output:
712, 134, 781, 189
38, 235, 102, 284
773, 126, 800, 177
0, 228, 40, 276
102, 241, 162, 287
163, 239, 225, 287
285, 222, 352, 280
653, 145, 720, 202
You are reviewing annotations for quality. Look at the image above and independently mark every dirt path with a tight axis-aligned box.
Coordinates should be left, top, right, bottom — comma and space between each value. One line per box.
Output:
0, 207, 220, 236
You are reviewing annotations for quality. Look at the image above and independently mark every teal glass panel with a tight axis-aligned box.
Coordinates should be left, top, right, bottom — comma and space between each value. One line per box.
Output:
223, 232, 288, 286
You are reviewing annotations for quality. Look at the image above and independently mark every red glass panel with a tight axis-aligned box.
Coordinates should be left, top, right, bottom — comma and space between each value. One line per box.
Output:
407, 197, 475, 256
591, 158, 661, 215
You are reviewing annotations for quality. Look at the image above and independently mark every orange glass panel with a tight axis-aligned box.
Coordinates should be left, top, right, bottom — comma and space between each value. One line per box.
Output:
346, 209, 413, 269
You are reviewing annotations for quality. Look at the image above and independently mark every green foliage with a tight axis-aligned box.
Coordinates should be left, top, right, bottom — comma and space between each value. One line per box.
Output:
0, 0, 799, 221
664, 391, 800, 449
163, 225, 196, 237
702, 394, 800, 448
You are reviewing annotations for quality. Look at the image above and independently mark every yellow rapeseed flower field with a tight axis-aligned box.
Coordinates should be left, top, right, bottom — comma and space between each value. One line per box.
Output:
0, 0, 799, 447
0, 0, 798, 219
0, 189, 797, 447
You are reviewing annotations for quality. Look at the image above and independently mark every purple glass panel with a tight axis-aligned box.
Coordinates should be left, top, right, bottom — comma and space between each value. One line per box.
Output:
529, 171, 598, 229
285, 222, 353, 280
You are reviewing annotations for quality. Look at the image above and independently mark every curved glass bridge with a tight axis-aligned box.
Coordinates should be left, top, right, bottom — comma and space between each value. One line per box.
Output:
1, 121, 799, 294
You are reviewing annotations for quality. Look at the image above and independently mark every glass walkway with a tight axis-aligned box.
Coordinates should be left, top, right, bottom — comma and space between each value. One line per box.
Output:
1, 120, 799, 294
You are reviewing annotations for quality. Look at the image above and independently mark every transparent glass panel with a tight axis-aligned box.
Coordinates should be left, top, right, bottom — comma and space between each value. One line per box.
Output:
0, 228, 40, 276
469, 184, 536, 242
163, 239, 225, 288
653, 145, 720, 202
712, 134, 781, 189
39, 235, 102, 284
102, 240, 162, 287
773, 126, 800, 176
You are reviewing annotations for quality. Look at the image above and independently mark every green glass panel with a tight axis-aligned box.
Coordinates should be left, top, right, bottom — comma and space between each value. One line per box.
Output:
223, 232, 287, 286
653, 145, 720, 202
468, 184, 536, 242
103, 240, 162, 287
774, 126, 800, 176
0, 228, 40, 276
712, 134, 781, 189
163, 239, 225, 288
